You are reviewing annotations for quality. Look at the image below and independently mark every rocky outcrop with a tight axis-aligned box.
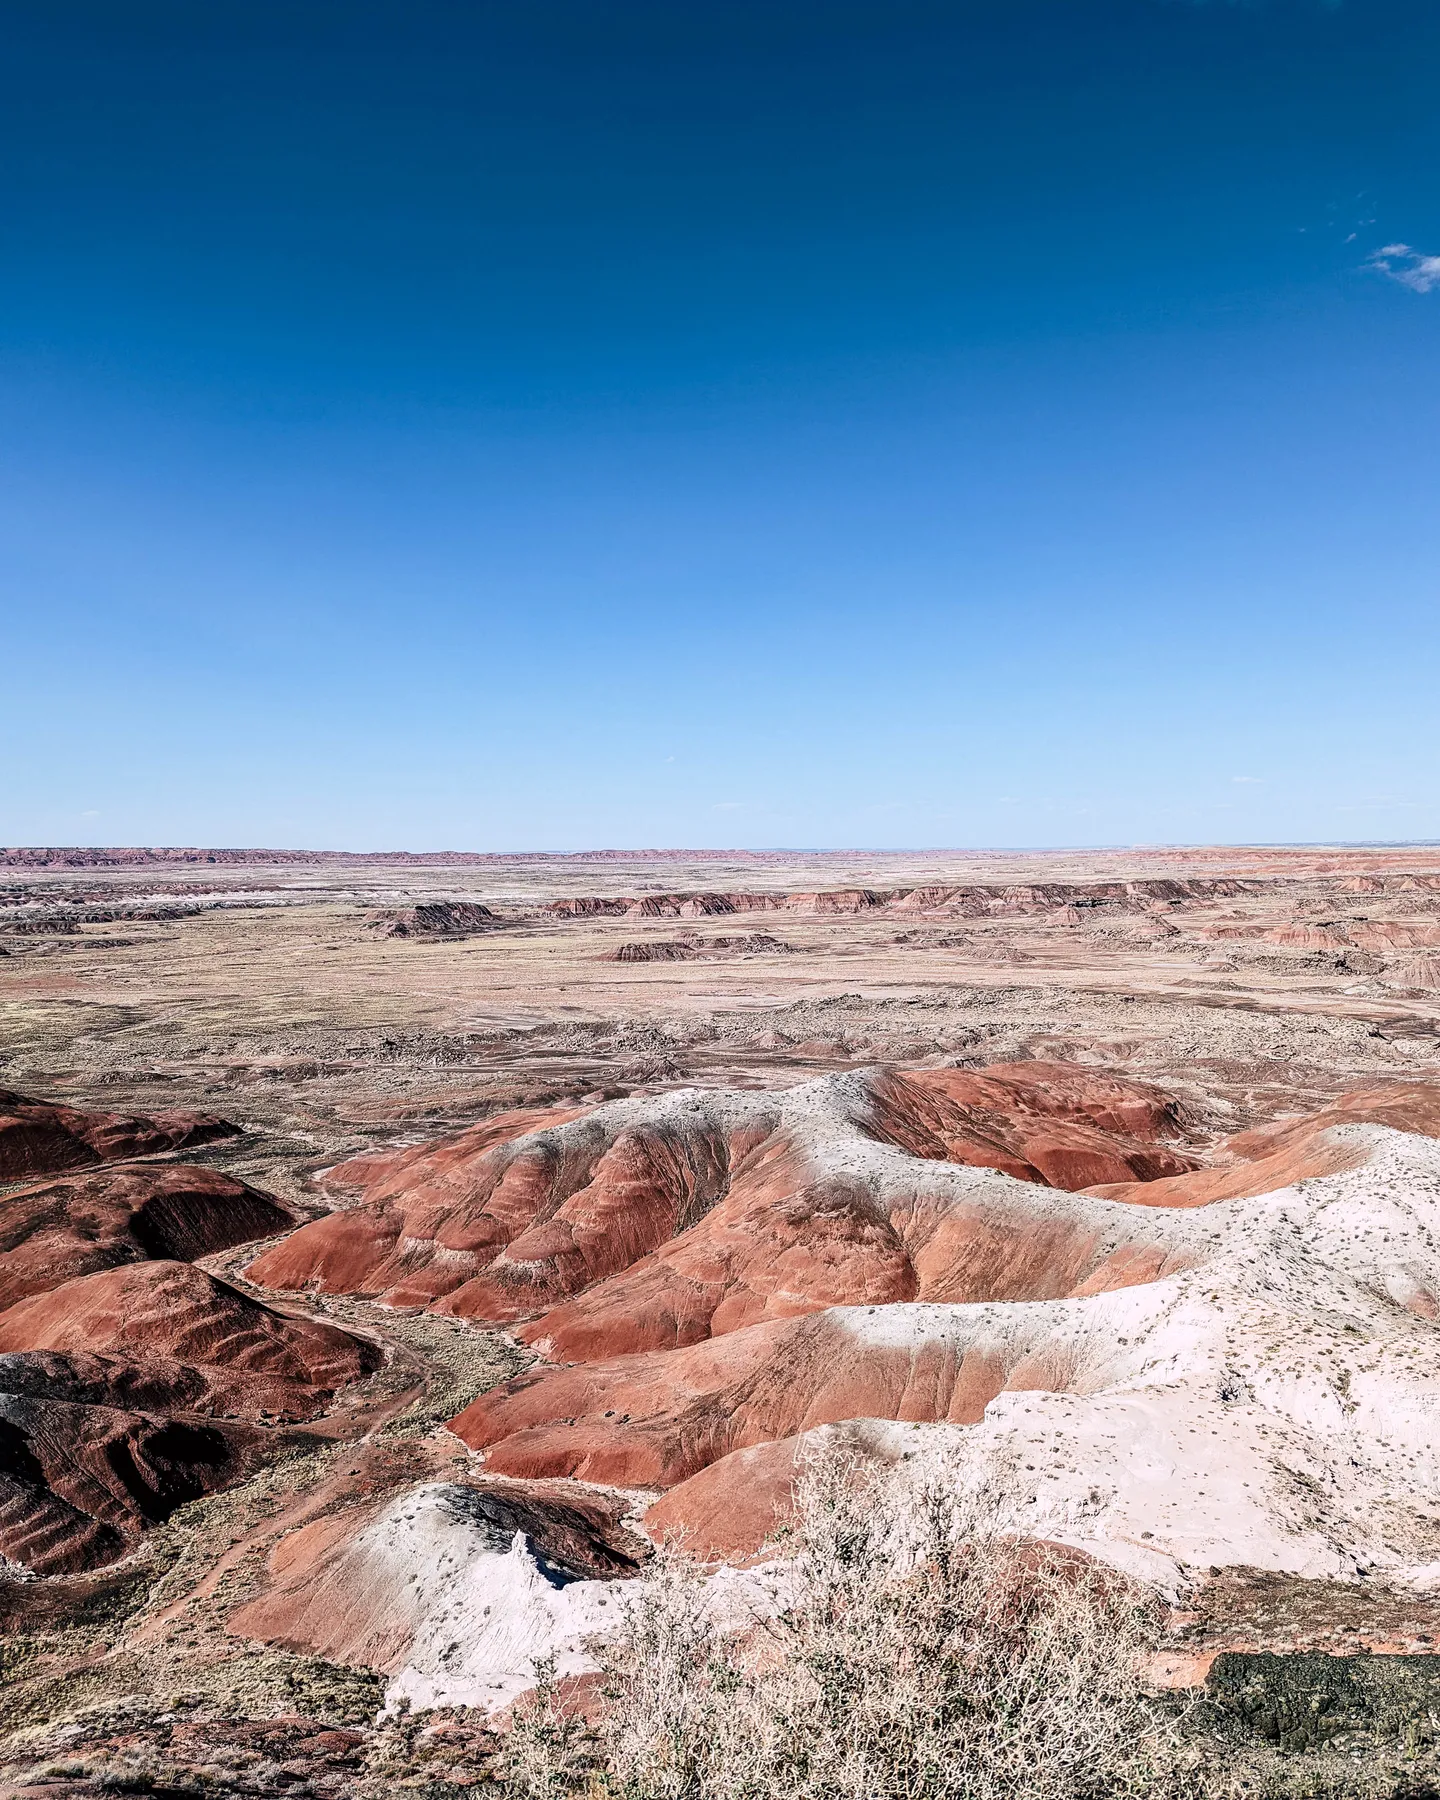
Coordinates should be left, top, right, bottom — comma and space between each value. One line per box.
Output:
367, 902, 498, 938
226, 1482, 644, 1713
229, 1476, 646, 1675
606, 939, 704, 962
0, 1088, 238, 1183
604, 934, 793, 962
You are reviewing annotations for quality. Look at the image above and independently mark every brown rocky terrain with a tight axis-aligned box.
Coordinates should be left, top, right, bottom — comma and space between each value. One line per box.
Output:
0, 1090, 237, 1185
4, 844, 1440, 1794
0, 1162, 292, 1308
0, 1085, 381, 1592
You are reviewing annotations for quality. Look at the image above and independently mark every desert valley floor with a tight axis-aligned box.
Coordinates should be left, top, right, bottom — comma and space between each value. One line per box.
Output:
4, 842, 1440, 1794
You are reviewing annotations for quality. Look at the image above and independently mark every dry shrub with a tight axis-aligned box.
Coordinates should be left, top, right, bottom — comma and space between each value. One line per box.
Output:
505, 1447, 1181, 1800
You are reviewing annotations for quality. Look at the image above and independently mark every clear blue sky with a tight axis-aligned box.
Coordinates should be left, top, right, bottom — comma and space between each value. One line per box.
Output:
3, 0, 1438, 852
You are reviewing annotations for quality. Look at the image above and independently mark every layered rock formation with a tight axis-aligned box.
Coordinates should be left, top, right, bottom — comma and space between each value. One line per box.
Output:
0, 1260, 378, 1420
446, 1086, 1440, 1597
0, 1350, 268, 1574
247, 1063, 1440, 1614
146, 1044, 1440, 1723
13, 1061, 1440, 1715
546, 876, 1266, 921
0, 1263, 379, 1573
604, 933, 793, 962
367, 902, 498, 938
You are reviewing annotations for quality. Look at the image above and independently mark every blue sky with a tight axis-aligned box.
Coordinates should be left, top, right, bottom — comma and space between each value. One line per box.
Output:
3, 0, 1439, 851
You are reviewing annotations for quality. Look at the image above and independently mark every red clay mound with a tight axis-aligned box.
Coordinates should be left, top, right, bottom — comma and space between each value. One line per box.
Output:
245, 1101, 591, 1297
247, 1100, 772, 1317
642, 1435, 809, 1560
251, 1066, 1203, 1343
641, 1420, 911, 1560
517, 1112, 1194, 1363
0, 1163, 293, 1310
0, 1262, 379, 1423
512, 1132, 917, 1358
0, 1219, 375, 1574
431, 1121, 771, 1321
0, 1088, 237, 1183
454, 1307, 1094, 1489
0, 1351, 267, 1574
867, 1064, 1200, 1189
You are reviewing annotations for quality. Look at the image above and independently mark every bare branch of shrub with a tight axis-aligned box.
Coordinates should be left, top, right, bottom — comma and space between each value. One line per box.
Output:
504, 1443, 1185, 1800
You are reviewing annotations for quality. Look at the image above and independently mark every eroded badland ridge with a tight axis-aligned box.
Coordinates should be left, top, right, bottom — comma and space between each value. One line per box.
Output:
4, 843, 1440, 1794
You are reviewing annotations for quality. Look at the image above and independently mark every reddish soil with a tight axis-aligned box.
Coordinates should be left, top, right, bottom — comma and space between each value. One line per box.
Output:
0, 1095, 379, 1580
0, 1260, 379, 1422
0, 1350, 269, 1575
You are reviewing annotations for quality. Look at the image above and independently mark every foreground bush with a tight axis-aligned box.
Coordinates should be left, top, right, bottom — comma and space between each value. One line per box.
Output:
504, 1448, 1181, 1800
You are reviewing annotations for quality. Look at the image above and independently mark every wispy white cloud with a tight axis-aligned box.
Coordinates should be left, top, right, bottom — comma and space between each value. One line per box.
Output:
1367, 243, 1440, 294
1231, 775, 1263, 785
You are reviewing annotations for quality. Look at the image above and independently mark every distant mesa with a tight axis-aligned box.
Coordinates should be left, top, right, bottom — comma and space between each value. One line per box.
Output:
0, 845, 812, 869
607, 938, 703, 962
604, 933, 795, 962
367, 901, 498, 938
0, 1087, 239, 1184
546, 876, 1272, 922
